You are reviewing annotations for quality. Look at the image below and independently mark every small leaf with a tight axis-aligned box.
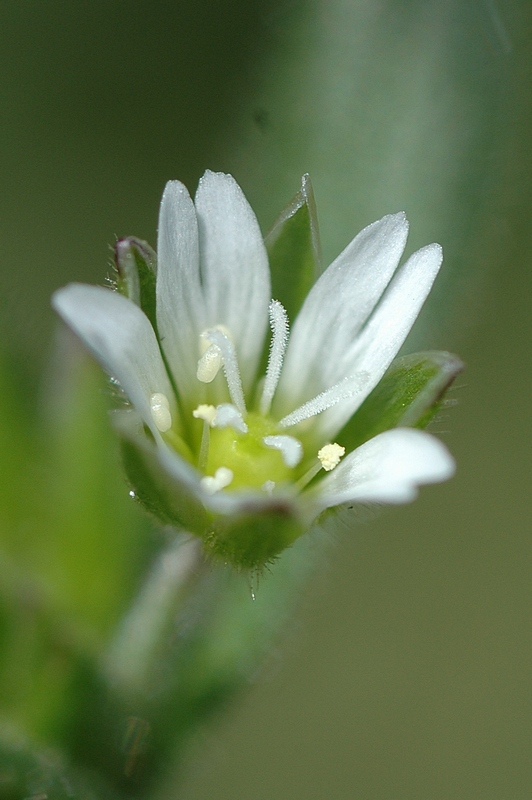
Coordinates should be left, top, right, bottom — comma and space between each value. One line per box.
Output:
339, 351, 464, 452
114, 237, 158, 333
265, 174, 322, 321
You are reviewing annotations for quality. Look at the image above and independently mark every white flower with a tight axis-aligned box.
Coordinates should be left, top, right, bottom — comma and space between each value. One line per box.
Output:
52, 171, 455, 567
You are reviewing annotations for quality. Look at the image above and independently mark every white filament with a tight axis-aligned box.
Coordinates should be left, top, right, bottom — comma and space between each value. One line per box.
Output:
263, 435, 303, 468
204, 328, 246, 414
150, 392, 172, 432
278, 372, 369, 429
260, 300, 289, 415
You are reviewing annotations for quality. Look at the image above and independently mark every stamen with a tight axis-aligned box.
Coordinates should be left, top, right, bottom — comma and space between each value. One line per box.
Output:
150, 392, 172, 432
294, 442, 345, 491
278, 372, 369, 428
213, 404, 248, 433
193, 404, 217, 425
200, 466, 234, 495
192, 406, 216, 469
260, 300, 289, 415
317, 443, 345, 471
263, 434, 303, 468
204, 328, 246, 414
196, 343, 223, 383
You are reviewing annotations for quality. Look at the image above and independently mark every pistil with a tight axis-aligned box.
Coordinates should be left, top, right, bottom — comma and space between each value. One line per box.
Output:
260, 300, 289, 415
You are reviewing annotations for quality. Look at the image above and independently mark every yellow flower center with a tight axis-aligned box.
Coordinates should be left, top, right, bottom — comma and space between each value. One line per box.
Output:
205, 412, 293, 491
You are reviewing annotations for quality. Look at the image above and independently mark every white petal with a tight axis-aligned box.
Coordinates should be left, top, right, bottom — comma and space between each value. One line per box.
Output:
156, 180, 206, 403
275, 213, 409, 415
52, 284, 175, 434
195, 170, 271, 391
317, 428, 455, 508
311, 243, 444, 440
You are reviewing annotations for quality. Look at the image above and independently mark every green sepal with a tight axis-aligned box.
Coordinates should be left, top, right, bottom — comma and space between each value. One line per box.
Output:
265, 173, 322, 321
114, 237, 158, 333
113, 410, 208, 535
204, 498, 307, 570
339, 351, 464, 452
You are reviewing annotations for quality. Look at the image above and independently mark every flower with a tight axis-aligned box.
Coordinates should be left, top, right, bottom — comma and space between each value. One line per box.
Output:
52, 170, 457, 569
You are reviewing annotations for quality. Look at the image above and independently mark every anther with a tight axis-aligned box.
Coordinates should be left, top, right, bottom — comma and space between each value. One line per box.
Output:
294, 442, 346, 492
193, 405, 215, 470
193, 404, 217, 425
200, 466, 234, 495
196, 343, 223, 383
150, 392, 172, 432
317, 443, 345, 471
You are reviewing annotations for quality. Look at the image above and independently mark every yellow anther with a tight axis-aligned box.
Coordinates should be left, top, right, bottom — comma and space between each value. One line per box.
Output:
150, 392, 172, 432
317, 443, 345, 472
193, 404, 217, 425
196, 344, 223, 383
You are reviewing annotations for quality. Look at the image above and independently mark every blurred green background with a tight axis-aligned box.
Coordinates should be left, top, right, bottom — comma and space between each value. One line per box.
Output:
1, 0, 531, 797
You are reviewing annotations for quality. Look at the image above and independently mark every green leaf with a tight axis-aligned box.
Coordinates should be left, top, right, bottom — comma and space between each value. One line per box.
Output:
339, 350, 464, 452
114, 237, 158, 334
265, 174, 322, 321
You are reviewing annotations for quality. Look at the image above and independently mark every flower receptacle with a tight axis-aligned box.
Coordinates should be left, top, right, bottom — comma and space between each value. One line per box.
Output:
204, 498, 308, 570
